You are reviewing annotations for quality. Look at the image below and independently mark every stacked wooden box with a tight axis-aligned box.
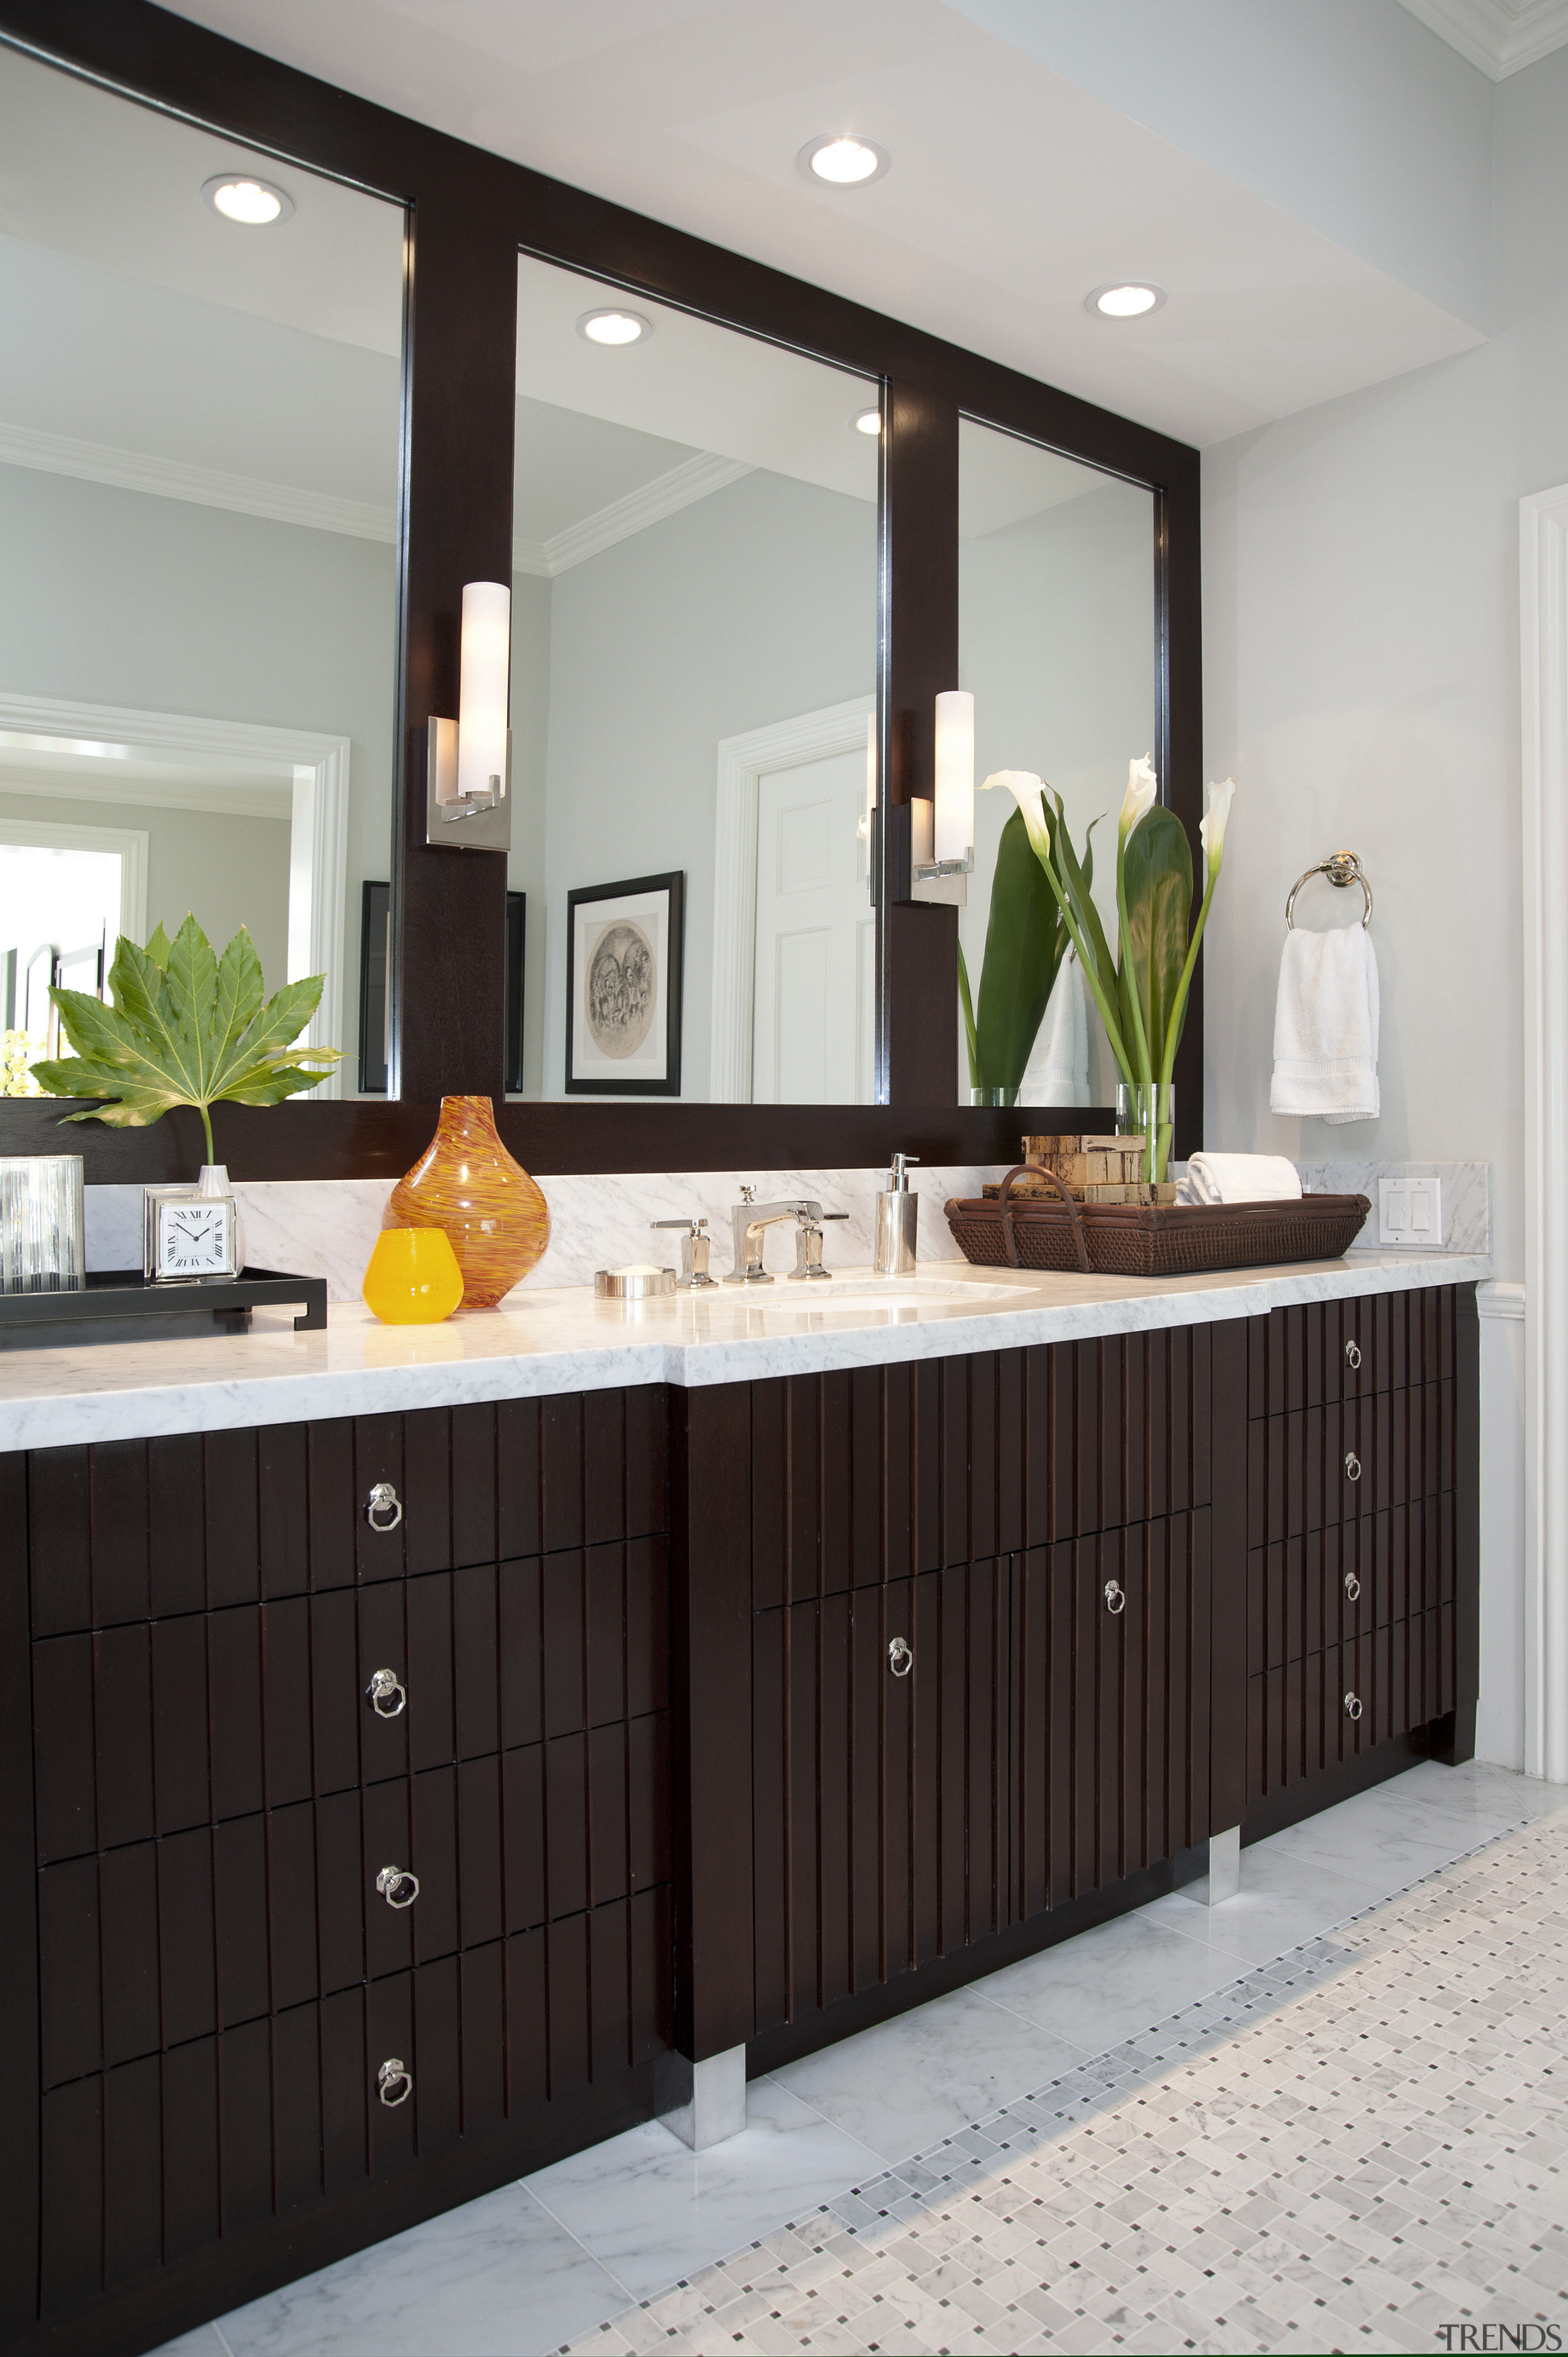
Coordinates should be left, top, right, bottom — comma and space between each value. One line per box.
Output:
980, 1133, 1180, 1208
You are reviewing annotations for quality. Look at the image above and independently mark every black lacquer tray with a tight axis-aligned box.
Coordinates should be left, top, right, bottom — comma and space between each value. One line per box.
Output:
0, 1267, 328, 1344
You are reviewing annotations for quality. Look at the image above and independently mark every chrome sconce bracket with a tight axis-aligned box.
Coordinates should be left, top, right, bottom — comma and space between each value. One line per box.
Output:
886, 797, 970, 907
423, 716, 513, 851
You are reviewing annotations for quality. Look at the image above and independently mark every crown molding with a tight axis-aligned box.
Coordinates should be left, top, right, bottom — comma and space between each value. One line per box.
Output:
513, 451, 753, 578
0, 420, 395, 541
1395, 0, 1568, 77
0, 418, 750, 577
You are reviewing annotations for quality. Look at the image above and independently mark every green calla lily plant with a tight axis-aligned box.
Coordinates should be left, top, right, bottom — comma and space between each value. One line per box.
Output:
978, 762, 1236, 1181
32, 914, 341, 1167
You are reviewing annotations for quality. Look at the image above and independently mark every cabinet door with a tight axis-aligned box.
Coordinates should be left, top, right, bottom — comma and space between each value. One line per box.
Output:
752, 1559, 1011, 2035
1013, 1512, 1211, 1913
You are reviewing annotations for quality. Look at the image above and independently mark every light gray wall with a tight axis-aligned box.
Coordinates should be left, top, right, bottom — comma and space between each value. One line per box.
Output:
533, 467, 877, 1100
1200, 42, 1568, 1286
0, 782, 291, 988
959, 478, 1158, 1101
0, 463, 396, 1087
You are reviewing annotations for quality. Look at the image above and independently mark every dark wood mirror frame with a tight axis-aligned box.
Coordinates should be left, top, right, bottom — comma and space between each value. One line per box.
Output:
0, 0, 1202, 1182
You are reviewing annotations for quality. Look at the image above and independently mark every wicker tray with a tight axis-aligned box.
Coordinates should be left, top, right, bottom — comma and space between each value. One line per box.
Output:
944, 1165, 1371, 1279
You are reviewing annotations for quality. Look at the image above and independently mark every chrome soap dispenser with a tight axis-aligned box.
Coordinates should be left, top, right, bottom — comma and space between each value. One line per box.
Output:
873, 1152, 919, 1276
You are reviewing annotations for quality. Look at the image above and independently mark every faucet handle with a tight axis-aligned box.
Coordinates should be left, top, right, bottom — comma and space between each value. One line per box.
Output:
740, 1184, 756, 1204
652, 1217, 715, 1287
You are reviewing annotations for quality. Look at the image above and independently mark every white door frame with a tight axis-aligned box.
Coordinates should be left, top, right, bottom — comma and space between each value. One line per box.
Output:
0, 814, 149, 950
709, 694, 874, 1103
1520, 480, 1568, 1782
0, 689, 350, 1098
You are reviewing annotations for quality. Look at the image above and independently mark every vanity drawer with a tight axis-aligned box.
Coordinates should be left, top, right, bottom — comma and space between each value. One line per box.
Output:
1246, 1383, 1454, 1546
749, 1325, 1210, 1606
31, 1537, 668, 1863
1246, 1600, 1455, 1803
26, 1387, 670, 1637
1247, 1498, 1457, 1673
36, 1716, 669, 2090
1246, 1287, 1458, 1418
34, 1908, 670, 2321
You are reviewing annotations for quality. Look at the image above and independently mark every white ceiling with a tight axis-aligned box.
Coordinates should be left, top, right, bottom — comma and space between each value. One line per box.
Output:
158, 0, 1490, 449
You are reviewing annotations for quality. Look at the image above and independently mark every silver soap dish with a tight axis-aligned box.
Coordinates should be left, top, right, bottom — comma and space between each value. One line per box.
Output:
594, 1266, 677, 1300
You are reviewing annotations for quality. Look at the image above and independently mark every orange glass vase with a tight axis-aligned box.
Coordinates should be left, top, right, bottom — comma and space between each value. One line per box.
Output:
384, 1095, 550, 1308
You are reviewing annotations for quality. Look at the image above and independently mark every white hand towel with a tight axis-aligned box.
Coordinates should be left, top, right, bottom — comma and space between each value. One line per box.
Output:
1270, 925, 1380, 1124
1017, 951, 1090, 1107
1177, 1151, 1303, 1205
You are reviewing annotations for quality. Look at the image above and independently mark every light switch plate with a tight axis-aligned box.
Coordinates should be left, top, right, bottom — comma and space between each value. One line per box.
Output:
1379, 1175, 1443, 1247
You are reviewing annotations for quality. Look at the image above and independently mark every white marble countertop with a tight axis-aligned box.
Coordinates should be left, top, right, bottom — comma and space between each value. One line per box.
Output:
0, 1251, 1491, 1451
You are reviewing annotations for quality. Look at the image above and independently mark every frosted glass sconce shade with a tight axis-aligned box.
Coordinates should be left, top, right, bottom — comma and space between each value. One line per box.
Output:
933, 690, 974, 865
456, 581, 510, 805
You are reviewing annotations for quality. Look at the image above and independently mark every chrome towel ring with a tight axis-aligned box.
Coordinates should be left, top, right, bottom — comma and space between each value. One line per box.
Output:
1285, 850, 1373, 929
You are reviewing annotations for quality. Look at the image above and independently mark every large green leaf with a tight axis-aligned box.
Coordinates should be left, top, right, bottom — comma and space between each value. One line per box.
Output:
1117, 806, 1193, 1079
973, 806, 1068, 1088
34, 912, 341, 1152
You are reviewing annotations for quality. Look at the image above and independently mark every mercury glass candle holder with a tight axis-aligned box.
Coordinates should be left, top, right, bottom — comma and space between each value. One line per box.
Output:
0, 1153, 86, 1292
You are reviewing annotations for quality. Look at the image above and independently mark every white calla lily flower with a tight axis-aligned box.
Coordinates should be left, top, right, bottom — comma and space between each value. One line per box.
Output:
1118, 754, 1158, 841
1199, 777, 1235, 874
980, 769, 1052, 862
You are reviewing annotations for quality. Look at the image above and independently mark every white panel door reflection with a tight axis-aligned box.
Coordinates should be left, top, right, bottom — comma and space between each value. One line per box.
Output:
751, 745, 873, 1102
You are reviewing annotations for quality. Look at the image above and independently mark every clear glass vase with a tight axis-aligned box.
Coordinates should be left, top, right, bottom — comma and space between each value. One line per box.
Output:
1116, 1081, 1175, 1184
968, 1084, 1019, 1107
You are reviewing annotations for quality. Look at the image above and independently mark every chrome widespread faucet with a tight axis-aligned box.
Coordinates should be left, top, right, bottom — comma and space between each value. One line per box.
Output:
724, 1189, 844, 1284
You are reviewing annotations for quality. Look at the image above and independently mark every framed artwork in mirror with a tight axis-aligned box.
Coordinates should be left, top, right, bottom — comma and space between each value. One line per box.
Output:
565, 871, 684, 1097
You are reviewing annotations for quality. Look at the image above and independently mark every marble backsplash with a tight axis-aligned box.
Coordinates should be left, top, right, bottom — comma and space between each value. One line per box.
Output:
83, 1165, 1006, 1303
82, 1156, 1490, 1304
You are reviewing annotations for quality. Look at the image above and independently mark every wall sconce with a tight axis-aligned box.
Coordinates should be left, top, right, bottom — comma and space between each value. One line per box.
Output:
903, 689, 973, 906
859, 709, 879, 902
424, 581, 512, 850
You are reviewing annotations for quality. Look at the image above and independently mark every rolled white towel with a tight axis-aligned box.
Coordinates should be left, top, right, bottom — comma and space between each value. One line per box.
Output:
1177, 1152, 1303, 1205
1017, 951, 1090, 1107
1271, 925, 1380, 1124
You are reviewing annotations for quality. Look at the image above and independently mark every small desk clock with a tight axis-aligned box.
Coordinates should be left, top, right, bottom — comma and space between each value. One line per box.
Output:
143, 1171, 242, 1282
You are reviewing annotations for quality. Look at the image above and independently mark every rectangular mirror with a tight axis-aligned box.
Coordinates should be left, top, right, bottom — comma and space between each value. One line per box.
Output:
957, 415, 1158, 1108
508, 251, 880, 1102
0, 45, 404, 1097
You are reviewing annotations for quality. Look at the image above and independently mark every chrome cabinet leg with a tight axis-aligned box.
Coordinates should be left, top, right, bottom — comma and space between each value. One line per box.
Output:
656, 2045, 747, 2150
1201, 1825, 1242, 1905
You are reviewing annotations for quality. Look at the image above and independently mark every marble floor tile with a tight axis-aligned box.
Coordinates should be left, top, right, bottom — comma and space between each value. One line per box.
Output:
211, 2181, 630, 2357
769, 1982, 1087, 2165
1139, 1838, 1391, 1965
975, 1908, 1250, 2056
148, 2331, 233, 2357
524, 2076, 876, 2302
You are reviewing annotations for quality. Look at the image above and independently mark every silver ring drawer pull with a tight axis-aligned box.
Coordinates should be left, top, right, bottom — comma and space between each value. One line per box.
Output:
1344, 1571, 1362, 1603
1104, 1579, 1126, 1615
375, 1864, 420, 1910
1344, 1339, 1362, 1371
366, 1481, 404, 1533
377, 2057, 413, 2108
366, 1667, 407, 1719
1344, 1452, 1362, 1483
888, 1636, 913, 1678
1344, 1692, 1363, 1721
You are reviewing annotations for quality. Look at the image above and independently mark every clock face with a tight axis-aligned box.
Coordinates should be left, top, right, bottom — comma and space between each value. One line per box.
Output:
156, 1198, 235, 1279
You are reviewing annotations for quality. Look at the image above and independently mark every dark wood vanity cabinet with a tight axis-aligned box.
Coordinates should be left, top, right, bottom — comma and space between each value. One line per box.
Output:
4, 1388, 673, 2357
3, 1287, 1477, 2356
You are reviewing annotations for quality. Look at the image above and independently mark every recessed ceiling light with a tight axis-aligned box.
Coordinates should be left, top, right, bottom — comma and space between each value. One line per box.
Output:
851, 407, 882, 436
1087, 282, 1166, 319
799, 135, 890, 187
201, 173, 294, 225
576, 308, 652, 346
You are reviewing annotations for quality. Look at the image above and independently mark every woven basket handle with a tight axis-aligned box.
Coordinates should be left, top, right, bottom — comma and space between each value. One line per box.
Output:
998, 1162, 1091, 1275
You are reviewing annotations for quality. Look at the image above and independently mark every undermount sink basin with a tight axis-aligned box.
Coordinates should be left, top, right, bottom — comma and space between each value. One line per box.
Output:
762, 1276, 1022, 1312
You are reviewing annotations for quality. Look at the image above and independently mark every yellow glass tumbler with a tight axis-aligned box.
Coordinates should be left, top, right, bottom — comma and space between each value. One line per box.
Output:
361, 1227, 465, 1324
